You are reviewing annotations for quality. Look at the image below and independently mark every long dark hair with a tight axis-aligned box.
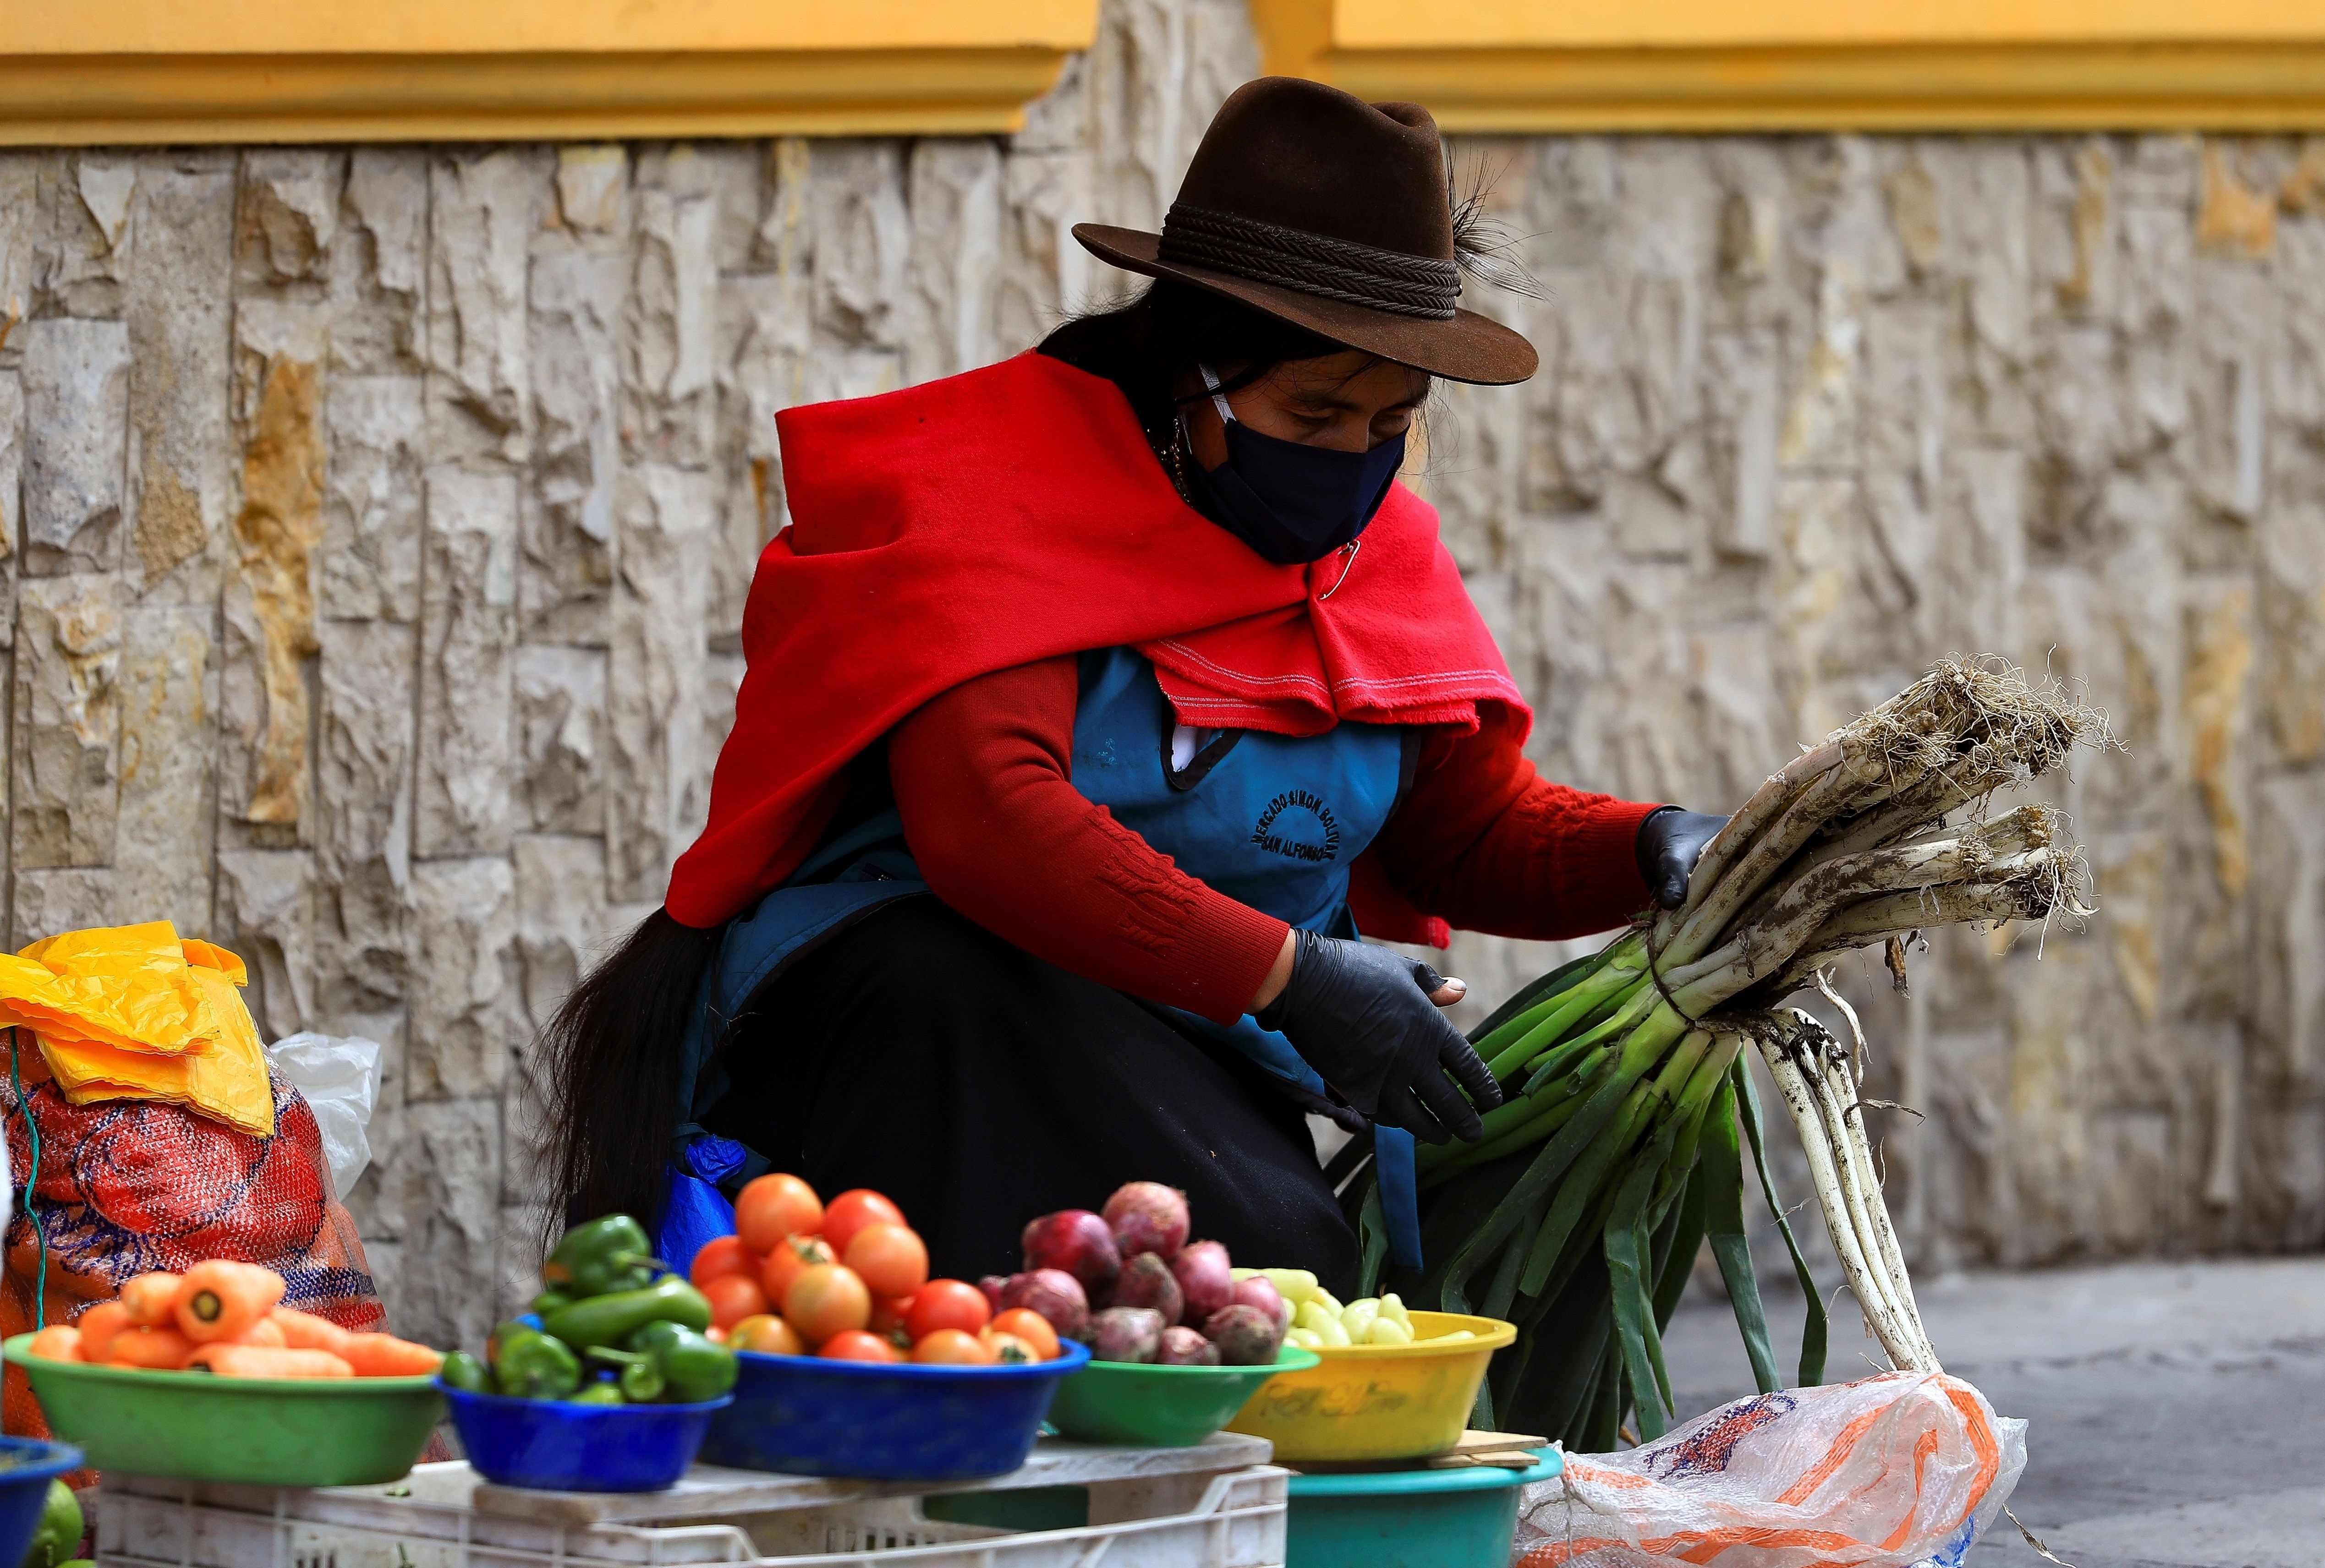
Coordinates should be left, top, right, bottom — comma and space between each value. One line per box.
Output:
538, 910, 718, 1237
1038, 281, 1380, 457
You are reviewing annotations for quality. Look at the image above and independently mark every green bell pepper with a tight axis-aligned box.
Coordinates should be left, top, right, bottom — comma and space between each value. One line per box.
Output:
627, 1318, 690, 1355
18, 1480, 80, 1568
531, 1290, 574, 1317
493, 1328, 583, 1399
565, 1381, 625, 1406
487, 1318, 537, 1370
585, 1347, 669, 1402
439, 1350, 490, 1393
625, 1323, 737, 1404
542, 1274, 712, 1350
541, 1215, 663, 1300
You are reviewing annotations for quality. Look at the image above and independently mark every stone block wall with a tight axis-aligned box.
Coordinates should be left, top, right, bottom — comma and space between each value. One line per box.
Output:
1423, 127, 2325, 1275
0, 0, 2317, 1343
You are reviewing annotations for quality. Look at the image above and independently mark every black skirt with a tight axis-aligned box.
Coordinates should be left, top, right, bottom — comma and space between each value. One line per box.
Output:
701, 897, 1360, 1296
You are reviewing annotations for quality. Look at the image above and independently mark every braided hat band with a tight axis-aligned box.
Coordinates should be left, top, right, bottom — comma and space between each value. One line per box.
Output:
1157, 203, 1461, 321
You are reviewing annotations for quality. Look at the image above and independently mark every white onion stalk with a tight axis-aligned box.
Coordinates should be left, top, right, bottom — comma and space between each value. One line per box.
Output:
1757, 1022, 1917, 1370
1757, 1009, 1938, 1373
1812, 976, 1936, 1368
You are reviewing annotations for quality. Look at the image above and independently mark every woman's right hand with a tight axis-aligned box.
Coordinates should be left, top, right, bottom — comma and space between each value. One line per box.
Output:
1252, 930, 1502, 1144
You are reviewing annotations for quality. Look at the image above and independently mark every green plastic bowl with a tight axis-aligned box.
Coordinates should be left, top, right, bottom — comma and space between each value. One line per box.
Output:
5, 1333, 444, 1486
1046, 1345, 1320, 1447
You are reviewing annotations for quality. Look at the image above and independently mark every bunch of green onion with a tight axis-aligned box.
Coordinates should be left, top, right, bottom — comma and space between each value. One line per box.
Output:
1336, 657, 2106, 1447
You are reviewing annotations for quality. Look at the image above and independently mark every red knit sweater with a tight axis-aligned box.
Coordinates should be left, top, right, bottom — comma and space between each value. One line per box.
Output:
886, 656, 1661, 1026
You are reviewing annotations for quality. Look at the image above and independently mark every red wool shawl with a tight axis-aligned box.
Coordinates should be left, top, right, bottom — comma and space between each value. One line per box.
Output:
664, 350, 1530, 929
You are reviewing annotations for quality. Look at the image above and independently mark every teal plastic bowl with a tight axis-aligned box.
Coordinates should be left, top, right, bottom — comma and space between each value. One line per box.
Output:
1286, 1448, 1563, 1568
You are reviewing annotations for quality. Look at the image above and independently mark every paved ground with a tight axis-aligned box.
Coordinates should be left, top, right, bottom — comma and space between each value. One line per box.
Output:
1658, 1259, 2325, 1568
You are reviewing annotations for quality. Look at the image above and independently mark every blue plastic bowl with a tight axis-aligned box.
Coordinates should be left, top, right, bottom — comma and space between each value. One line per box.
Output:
702, 1339, 1091, 1481
0, 1437, 82, 1568
438, 1382, 731, 1492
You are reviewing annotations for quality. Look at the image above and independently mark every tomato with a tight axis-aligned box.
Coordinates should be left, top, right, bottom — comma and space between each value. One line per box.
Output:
702, 1273, 770, 1330
906, 1280, 992, 1342
730, 1314, 806, 1357
783, 1263, 872, 1346
981, 1329, 1040, 1366
821, 1189, 906, 1258
760, 1234, 838, 1306
989, 1308, 1061, 1361
735, 1173, 825, 1255
818, 1329, 900, 1363
911, 1328, 994, 1366
844, 1223, 929, 1300
869, 1295, 915, 1346
689, 1235, 759, 1288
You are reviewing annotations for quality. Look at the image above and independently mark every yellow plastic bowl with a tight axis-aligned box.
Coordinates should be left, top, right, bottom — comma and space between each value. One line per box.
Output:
1225, 1310, 1515, 1462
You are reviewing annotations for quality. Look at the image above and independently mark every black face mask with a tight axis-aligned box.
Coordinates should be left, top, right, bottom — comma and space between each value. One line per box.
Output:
1181, 370, 1406, 567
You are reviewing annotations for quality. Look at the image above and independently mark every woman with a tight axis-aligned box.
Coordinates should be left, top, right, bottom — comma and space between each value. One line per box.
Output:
543, 77, 1722, 1293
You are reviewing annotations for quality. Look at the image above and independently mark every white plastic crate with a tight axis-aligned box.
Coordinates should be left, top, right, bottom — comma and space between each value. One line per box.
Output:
97, 1440, 1286, 1568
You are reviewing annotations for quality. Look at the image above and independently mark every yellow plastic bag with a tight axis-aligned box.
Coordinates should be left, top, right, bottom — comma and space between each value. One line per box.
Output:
178, 939, 248, 986
0, 924, 273, 1137
0, 922, 222, 1056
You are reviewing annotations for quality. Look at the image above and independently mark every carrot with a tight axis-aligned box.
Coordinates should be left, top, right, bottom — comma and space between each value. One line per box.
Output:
225, 1315, 286, 1349
24, 1326, 81, 1362
188, 1345, 353, 1380
74, 1300, 132, 1363
121, 1272, 182, 1327
338, 1334, 444, 1378
108, 1326, 196, 1369
269, 1307, 355, 1358
174, 1261, 285, 1344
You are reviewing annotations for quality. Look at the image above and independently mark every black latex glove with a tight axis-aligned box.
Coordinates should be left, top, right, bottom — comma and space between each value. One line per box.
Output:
1277, 1080, 1372, 1137
1636, 807, 1730, 910
1254, 930, 1502, 1144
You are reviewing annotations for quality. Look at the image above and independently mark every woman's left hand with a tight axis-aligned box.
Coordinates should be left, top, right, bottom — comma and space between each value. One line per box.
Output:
1635, 808, 1729, 910
1255, 931, 1502, 1144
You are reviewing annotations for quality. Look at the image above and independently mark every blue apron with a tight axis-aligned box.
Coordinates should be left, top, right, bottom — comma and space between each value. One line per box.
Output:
657, 647, 1426, 1271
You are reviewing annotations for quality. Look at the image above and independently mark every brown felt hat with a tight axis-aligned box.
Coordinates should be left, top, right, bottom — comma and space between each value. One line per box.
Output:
1074, 76, 1537, 386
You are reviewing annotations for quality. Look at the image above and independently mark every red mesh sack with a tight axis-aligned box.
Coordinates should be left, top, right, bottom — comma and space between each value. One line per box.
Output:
0, 1045, 384, 1440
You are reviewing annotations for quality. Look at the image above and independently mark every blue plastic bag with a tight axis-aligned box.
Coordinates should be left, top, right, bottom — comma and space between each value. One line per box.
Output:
655, 1135, 750, 1276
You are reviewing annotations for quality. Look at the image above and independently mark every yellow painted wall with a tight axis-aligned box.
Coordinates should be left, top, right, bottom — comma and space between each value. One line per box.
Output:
9, 0, 1100, 56
0, 0, 1101, 144
1252, 0, 2325, 129
1325, 0, 2325, 49
8, 0, 2325, 141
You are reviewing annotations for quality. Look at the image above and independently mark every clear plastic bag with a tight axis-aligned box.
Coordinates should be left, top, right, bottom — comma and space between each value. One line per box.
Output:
1515, 1373, 2027, 1568
262, 1032, 383, 1196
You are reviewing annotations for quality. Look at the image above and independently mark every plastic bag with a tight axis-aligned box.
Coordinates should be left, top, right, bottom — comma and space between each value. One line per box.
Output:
1514, 1373, 2027, 1568
0, 924, 273, 1136
0, 923, 218, 1054
263, 1032, 383, 1195
654, 1136, 751, 1279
